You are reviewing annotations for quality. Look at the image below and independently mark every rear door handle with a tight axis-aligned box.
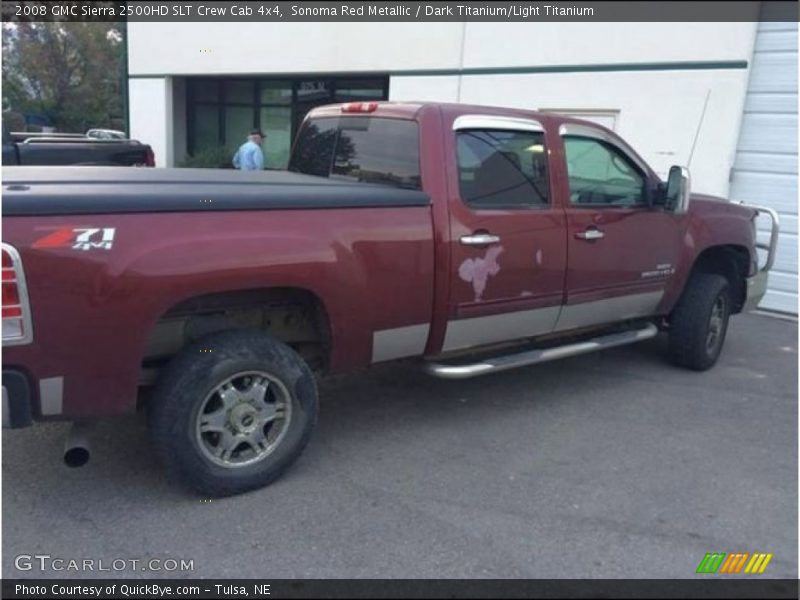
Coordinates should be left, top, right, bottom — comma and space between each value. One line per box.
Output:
575, 228, 605, 241
460, 233, 501, 246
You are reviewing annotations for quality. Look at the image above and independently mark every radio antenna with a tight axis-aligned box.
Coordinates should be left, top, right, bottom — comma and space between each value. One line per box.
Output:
688, 89, 711, 168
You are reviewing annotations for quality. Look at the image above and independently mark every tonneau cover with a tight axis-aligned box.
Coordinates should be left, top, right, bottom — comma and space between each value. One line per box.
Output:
2, 166, 430, 216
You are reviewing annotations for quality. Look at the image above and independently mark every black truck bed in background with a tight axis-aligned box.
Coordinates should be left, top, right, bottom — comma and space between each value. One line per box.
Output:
3, 130, 154, 167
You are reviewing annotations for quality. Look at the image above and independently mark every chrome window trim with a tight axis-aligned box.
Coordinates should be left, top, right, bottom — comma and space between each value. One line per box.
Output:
558, 123, 650, 176
453, 115, 544, 133
2, 242, 34, 347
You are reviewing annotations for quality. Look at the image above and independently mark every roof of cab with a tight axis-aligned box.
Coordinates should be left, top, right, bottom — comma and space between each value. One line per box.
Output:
307, 101, 426, 119
304, 101, 654, 179
306, 100, 577, 129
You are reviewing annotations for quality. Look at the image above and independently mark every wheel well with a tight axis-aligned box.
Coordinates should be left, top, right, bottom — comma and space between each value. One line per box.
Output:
688, 245, 750, 314
140, 288, 331, 385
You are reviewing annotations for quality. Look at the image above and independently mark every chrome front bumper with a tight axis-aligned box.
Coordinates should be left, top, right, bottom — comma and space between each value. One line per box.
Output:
740, 203, 780, 312
743, 270, 769, 312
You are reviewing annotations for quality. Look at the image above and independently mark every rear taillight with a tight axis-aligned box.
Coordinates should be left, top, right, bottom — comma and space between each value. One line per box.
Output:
145, 146, 155, 167
2, 244, 33, 345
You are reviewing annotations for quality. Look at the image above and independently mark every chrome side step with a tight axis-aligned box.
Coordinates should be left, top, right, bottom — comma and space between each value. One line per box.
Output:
424, 323, 658, 379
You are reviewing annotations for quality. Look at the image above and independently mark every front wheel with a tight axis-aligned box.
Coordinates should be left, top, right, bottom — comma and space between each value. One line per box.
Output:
667, 273, 731, 371
148, 329, 318, 496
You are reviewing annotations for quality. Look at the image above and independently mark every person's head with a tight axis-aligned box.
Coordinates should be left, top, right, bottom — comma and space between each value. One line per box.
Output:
248, 128, 265, 145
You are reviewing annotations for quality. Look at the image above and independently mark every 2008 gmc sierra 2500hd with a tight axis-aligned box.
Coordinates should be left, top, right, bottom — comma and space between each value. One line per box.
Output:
2, 101, 779, 495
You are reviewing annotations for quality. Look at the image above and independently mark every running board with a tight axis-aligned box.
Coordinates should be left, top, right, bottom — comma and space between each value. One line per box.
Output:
424, 323, 659, 379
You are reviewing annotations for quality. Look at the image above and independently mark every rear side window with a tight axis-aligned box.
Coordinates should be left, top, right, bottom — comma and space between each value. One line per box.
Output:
289, 117, 421, 189
456, 129, 549, 209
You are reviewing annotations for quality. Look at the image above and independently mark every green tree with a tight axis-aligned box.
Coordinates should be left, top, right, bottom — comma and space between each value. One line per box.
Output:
1, 22, 125, 132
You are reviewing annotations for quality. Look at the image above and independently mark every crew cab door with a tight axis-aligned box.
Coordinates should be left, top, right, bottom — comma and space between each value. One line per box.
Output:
442, 115, 567, 352
556, 123, 682, 330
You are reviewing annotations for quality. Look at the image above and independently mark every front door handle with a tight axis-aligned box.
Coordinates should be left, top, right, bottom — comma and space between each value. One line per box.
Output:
575, 228, 605, 241
460, 233, 501, 246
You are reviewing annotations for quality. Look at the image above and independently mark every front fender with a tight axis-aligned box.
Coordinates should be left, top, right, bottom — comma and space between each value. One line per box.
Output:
660, 197, 756, 314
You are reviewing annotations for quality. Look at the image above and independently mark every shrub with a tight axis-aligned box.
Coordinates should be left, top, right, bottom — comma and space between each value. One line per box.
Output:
3, 111, 26, 132
178, 146, 235, 169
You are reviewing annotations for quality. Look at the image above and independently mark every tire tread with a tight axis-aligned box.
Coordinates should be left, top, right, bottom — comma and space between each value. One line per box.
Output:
668, 273, 730, 371
148, 329, 317, 496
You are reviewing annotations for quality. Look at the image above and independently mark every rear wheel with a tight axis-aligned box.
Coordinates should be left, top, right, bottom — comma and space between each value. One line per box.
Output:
667, 273, 731, 371
149, 329, 318, 496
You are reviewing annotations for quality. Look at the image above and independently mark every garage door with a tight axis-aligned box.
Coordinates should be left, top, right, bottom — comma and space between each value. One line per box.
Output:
730, 22, 798, 314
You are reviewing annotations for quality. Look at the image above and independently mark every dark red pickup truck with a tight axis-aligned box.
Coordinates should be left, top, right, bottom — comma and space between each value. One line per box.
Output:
2, 102, 779, 495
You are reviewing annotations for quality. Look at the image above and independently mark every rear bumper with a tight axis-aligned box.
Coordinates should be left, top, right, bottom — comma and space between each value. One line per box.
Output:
2, 369, 33, 429
742, 271, 769, 313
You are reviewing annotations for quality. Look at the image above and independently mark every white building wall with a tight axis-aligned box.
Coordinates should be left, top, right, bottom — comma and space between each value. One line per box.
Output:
127, 23, 466, 75
388, 21, 757, 198
461, 23, 754, 66
391, 69, 750, 197
127, 22, 757, 187
127, 22, 754, 76
128, 77, 173, 167
172, 77, 187, 165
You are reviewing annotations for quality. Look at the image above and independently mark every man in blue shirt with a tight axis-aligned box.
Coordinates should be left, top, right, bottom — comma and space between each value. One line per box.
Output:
232, 128, 266, 170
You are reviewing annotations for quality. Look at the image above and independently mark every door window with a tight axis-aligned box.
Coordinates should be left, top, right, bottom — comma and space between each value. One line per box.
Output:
456, 130, 549, 209
563, 136, 646, 207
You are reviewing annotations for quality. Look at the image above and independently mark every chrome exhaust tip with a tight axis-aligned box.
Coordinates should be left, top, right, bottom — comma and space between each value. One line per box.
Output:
63, 422, 91, 468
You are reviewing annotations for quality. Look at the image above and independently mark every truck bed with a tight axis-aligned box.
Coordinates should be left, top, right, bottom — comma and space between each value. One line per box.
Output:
3, 167, 430, 215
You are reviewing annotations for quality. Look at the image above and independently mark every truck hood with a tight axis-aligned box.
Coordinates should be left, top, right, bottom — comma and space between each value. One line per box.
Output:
689, 192, 758, 220
2, 166, 430, 216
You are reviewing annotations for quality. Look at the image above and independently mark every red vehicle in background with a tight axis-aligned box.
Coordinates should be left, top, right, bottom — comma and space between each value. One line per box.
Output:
2, 102, 779, 495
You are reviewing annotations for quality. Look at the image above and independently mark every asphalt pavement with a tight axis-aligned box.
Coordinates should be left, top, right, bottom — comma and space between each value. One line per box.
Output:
2, 312, 797, 579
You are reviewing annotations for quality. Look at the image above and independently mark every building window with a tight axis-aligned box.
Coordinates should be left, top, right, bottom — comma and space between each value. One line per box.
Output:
186, 76, 388, 169
259, 106, 292, 168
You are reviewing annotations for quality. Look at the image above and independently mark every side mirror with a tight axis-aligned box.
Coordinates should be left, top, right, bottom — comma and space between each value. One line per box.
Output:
664, 165, 691, 214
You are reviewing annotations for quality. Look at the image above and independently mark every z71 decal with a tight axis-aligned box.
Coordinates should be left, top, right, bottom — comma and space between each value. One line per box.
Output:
33, 227, 116, 251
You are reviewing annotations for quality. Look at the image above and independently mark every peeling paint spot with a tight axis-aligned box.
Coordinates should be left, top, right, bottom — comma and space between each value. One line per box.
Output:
535, 249, 543, 265
459, 246, 504, 302
520, 291, 533, 297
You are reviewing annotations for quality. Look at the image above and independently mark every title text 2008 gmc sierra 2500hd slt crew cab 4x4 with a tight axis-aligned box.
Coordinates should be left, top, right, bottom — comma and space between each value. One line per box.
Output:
2, 102, 779, 496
